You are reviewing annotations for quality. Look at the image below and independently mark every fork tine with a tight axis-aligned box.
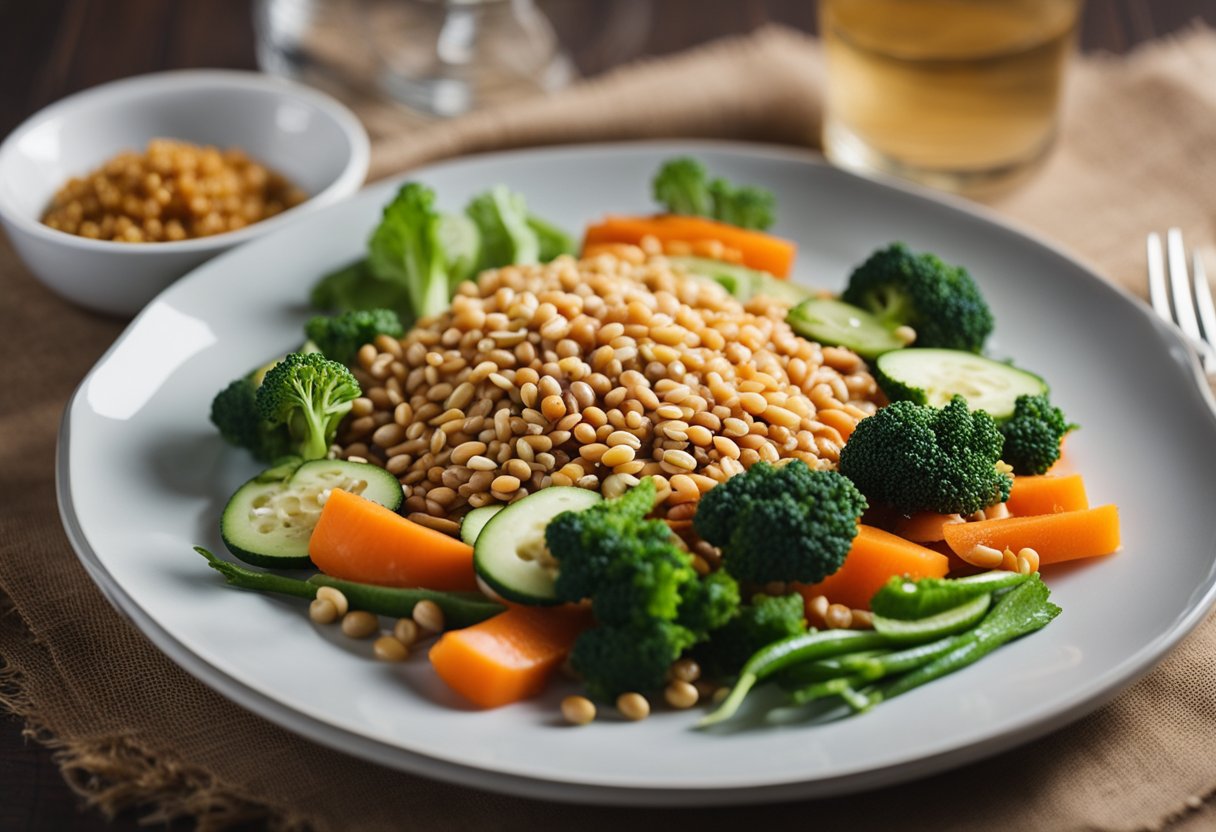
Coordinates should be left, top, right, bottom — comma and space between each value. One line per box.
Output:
1147, 232, 1172, 324
1193, 251, 1216, 354
1167, 228, 1203, 342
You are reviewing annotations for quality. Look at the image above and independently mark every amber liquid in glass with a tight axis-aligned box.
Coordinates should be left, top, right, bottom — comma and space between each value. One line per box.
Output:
821, 0, 1081, 193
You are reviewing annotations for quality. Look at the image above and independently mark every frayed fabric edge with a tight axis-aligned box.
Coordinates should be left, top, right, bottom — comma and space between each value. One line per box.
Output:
0, 601, 308, 832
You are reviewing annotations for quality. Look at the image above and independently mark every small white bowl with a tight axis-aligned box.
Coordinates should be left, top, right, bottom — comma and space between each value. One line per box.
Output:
0, 70, 370, 316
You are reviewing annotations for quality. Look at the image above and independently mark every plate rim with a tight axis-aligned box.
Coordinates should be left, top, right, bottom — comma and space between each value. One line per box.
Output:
56, 138, 1216, 805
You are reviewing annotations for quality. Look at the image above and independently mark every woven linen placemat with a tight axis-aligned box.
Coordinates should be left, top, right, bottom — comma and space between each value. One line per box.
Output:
2, 25, 1216, 832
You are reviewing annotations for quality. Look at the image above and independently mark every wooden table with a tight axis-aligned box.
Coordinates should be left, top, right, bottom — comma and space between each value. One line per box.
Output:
1, 1, 1213, 828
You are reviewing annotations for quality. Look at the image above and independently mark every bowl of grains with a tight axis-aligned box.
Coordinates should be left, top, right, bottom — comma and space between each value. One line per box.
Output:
0, 70, 369, 316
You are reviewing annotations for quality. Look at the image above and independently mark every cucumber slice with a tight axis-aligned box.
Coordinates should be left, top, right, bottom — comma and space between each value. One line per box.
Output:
787, 298, 907, 359
875, 348, 1048, 420
670, 256, 812, 306
221, 459, 403, 568
460, 505, 504, 546
473, 487, 602, 605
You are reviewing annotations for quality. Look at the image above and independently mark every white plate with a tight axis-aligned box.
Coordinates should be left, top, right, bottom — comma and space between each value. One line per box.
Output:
59, 141, 1216, 805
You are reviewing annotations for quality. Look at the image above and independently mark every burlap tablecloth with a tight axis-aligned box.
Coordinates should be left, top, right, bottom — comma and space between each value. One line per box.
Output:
3, 25, 1216, 832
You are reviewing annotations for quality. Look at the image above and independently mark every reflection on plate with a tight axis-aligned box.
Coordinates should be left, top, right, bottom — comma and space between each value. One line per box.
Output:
59, 141, 1216, 805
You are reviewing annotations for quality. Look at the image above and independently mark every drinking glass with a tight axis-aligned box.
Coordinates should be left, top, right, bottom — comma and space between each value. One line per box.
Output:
820, 0, 1083, 194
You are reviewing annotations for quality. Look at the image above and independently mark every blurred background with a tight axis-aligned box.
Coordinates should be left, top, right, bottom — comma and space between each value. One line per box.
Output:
3, 0, 1215, 138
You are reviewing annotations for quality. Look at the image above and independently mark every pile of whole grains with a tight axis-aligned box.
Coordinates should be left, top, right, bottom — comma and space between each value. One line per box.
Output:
41, 139, 307, 242
338, 249, 884, 536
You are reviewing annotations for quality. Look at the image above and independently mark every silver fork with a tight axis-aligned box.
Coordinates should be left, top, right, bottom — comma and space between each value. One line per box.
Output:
1147, 228, 1216, 376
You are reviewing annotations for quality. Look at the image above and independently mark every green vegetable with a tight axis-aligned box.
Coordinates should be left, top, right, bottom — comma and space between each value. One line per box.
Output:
870, 570, 1030, 620
256, 352, 360, 462
474, 486, 602, 605
703, 573, 1061, 726
308, 575, 504, 629
310, 259, 413, 321
651, 157, 777, 230
568, 621, 698, 701
698, 629, 890, 727
436, 212, 481, 285
466, 185, 541, 273
837, 396, 1012, 515
786, 297, 908, 360
841, 242, 994, 353
526, 214, 577, 263
677, 570, 743, 640
879, 575, 1060, 700
305, 308, 404, 366
692, 460, 867, 584
312, 183, 573, 321
209, 372, 295, 463
545, 478, 741, 699
999, 393, 1078, 475
368, 182, 454, 323
694, 592, 807, 679
221, 458, 402, 569
459, 505, 504, 546
871, 592, 992, 644
874, 348, 1048, 421
670, 256, 810, 305
196, 548, 505, 628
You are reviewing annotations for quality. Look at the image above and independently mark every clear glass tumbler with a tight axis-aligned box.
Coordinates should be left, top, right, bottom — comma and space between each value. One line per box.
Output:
255, 0, 573, 118
820, 0, 1083, 194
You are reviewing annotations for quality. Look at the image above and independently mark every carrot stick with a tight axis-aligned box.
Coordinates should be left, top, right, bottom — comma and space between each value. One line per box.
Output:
583, 215, 797, 277
429, 605, 593, 708
1007, 473, 1089, 517
309, 488, 477, 591
795, 525, 951, 611
942, 505, 1120, 566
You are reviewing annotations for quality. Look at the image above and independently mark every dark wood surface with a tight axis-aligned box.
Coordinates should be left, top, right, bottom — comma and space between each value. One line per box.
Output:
2, 1, 1214, 828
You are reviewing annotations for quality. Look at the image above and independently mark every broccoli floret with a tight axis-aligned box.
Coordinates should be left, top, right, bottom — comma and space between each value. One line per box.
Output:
1000, 394, 1078, 475
653, 157, 715, 217
693, 460, 868, 585
547, 478, 741, 698
305, 309, 404, 366
548, 479, 697, 626
706, 178, 776, 231
838, 396, 1013, 515
255, 352, 360, 461
209, 375, 294, 463
841, 243, 994, 353
569, 621, 697, 701
677, 570, 741, 639
309, 258, 414, 322
651, 157, 776, 230
694, 592, 807, 680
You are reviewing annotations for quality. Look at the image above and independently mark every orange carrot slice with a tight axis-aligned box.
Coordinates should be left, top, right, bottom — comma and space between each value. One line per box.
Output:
1007, 473, 1089, 517
892, 511, 966, 543
309, 488, 477, 591
583, 215, 797, 277
942, 505, 1120, 566
429, 605, 593, 708
795, 525, 951, 611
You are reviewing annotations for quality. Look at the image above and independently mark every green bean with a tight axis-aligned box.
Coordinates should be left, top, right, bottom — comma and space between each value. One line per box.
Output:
308, 575, 503, 629
698, 629, 889, 727
779, 650, 891, 687
881, 579, 1059, 699
197, 547, 315, 599
195, 547, 505, 628
870, 570, 1029, 619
